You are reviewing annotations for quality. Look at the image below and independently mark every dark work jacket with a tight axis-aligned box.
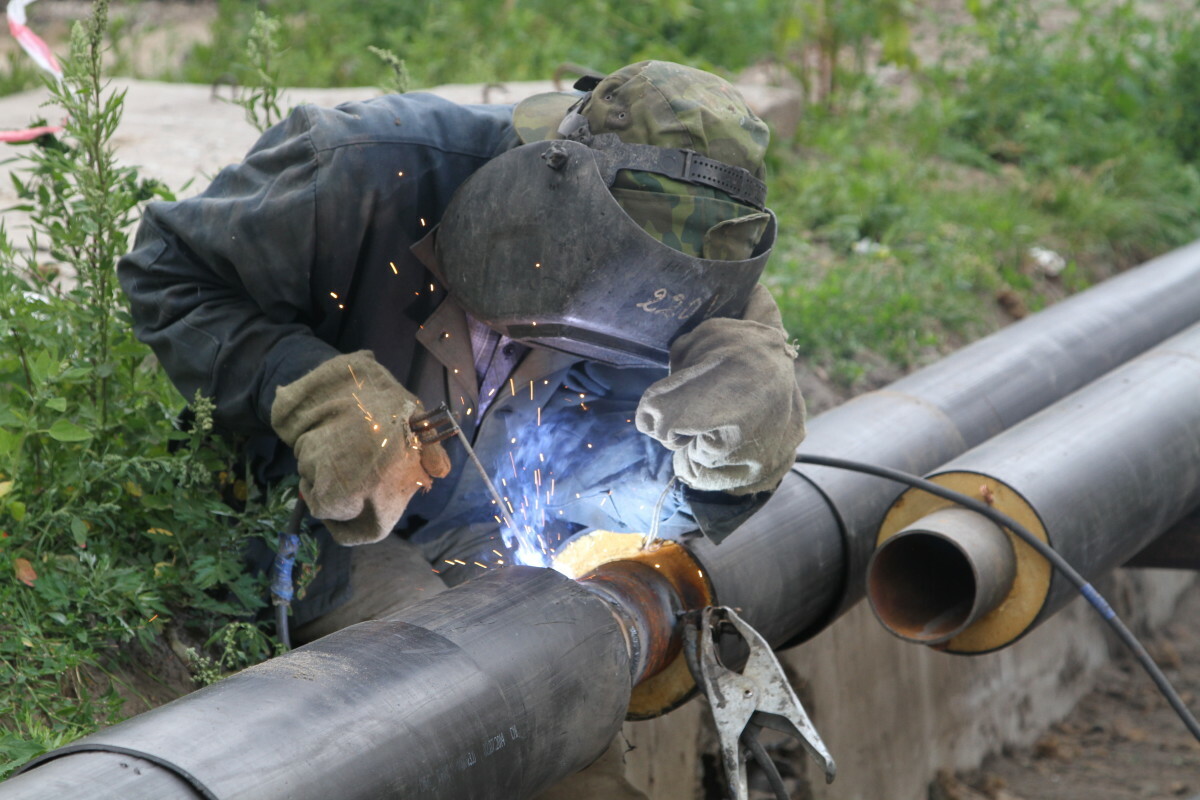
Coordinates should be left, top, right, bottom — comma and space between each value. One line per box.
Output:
118, 92, 760, 564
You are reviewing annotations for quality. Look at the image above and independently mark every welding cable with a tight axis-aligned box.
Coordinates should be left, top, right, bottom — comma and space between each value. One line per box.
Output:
272, 499, 308, 651
742, 721, 789, 800
793, 453, 1200, 744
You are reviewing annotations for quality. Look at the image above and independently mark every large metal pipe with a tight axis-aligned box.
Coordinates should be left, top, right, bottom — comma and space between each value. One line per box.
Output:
867, 507, 1015, 644
692, 239, 1200, 647
8, 568, 636, 800
10, 241, 1200, 799
871, 321, 1200, 653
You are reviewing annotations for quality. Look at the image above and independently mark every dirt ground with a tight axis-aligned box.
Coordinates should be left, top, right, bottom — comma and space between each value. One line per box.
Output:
930, 580, 1200, 800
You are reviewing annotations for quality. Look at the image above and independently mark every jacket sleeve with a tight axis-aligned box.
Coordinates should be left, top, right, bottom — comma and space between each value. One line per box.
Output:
118, 105, 343, 435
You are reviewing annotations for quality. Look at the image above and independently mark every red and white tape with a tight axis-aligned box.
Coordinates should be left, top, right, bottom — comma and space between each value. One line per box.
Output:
4, 0, 65, 142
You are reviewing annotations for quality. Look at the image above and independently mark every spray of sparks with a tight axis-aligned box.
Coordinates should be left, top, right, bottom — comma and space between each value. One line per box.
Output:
479, 374, 682, 571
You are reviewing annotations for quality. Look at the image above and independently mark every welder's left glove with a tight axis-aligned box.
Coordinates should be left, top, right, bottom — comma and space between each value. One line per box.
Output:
635, 285, 806, 496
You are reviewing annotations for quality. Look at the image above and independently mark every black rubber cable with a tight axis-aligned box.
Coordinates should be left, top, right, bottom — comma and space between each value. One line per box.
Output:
742, 722, 789, 800
793, 453, 1200, 744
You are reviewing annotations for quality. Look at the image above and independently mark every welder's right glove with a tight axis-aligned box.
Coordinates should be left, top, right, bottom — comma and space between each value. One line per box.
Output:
635, 284, 806, 496
270, 351, 451, 546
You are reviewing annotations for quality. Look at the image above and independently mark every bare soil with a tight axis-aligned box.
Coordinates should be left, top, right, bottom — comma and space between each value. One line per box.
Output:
934, 581, 1200, 800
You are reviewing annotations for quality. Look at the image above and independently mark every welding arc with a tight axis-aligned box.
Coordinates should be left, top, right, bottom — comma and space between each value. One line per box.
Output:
793, 453, 1200, 745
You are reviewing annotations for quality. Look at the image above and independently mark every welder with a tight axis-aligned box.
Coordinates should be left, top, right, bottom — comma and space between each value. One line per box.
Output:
118, 60, 805, 797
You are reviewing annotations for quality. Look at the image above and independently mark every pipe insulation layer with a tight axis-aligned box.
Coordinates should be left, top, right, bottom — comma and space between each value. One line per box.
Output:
692, 239, 1200, 647
6, 568, 632, 800
874, 321, 1200, 654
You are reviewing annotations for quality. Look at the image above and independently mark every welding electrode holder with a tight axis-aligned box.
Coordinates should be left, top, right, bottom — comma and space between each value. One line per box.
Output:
682, 606, 836, 800
272, 404, 461, 651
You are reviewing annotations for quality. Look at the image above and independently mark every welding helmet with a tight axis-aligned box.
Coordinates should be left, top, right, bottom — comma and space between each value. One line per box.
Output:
433, 61, 777, 367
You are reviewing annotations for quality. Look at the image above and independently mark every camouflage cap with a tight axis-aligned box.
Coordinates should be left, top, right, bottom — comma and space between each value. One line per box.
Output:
514, 61, 769, 177
512, 61, 771, 260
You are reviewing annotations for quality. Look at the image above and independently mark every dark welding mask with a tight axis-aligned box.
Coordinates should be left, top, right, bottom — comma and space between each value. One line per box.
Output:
432, 60, 777, 367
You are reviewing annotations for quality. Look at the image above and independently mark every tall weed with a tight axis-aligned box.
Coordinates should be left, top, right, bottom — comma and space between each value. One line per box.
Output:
0, 1, 294, 776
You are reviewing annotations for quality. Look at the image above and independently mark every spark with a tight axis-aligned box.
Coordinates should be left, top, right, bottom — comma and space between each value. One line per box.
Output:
534, 262, 541, 268
537, 407, 542, 426
655, 564, 661, 569
330, 291, 339, 299
510, 452, 518, 477
698, 570, 704, 579
352, 391, 370, 416
501, 478, 507, 487
389, 262, 398, 274
494, 515, 503, 525
488, 388, 497, 397
338, 304, 345, 310
420, 218, 427, 227
492, 550, 504, 557
429, 283, 435, 291
454, 559, 466, 565
538, 452, 545, 463
544, 380, 549, 385
397, 171, 405, 177
586, 443, 593, 449
474, 561, 487, 569
529, 380, 534, 400
453, 368, 459, 374
531, 321, 537, 326
466, 407, 473, 416
372, 423, 380, 431
509, 378, 516, 396
147, 613, 159, 623
444, 560, 456, 565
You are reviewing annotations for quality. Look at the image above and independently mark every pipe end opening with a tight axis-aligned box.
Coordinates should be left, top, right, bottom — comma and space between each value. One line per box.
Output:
868, 533, 977, 644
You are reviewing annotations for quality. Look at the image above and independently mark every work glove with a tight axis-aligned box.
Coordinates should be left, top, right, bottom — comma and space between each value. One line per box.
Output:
635, 285, 806, 496
271, 351, 451, 545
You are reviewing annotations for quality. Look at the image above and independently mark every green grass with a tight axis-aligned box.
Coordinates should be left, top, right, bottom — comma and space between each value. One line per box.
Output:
760, 0, 1200, 383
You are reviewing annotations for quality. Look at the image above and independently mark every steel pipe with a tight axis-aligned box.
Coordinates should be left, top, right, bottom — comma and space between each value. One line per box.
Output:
10, 568, 634, 800
693, 239, 1200, 647
873, 321, 1200, 653
867, 507, 1014, 644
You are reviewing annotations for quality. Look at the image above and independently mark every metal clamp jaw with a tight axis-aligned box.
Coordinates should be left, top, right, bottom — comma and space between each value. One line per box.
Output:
683, 606, 836, 799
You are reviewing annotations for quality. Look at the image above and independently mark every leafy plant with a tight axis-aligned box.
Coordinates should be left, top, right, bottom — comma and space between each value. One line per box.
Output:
228, 11, 286, 133
0, 1, 300, 777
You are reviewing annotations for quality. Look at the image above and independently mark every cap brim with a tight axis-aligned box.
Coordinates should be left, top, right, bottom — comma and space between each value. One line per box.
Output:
512, 92, 579, 143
